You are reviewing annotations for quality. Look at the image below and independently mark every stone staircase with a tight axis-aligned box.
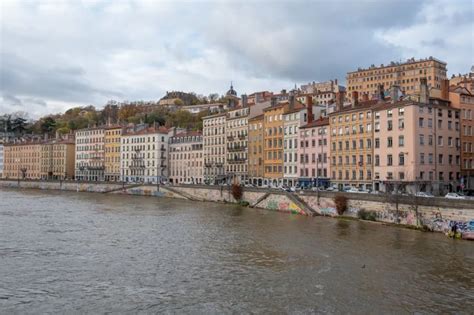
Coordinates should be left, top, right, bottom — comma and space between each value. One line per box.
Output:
161, 186, 203, 201
250, 192, 270, 208
286, 193, 317, 216
102, 183, 144, 194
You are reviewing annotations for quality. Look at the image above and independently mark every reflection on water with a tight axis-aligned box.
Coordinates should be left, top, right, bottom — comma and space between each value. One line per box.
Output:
0, 189, 473, 313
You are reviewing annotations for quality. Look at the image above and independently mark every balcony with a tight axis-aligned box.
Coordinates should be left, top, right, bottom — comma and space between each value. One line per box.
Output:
160, 147, 166, 151
227, 136, 234, 141
238, 134, 246, 140
227, 157, 246, 164
227, 146, 247, 152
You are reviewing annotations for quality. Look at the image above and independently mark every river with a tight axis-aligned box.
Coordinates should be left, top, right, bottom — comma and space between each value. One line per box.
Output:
0, 189, 473, 313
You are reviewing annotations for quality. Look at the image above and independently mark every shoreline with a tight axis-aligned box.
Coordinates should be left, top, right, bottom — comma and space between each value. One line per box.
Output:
1, 179, 473, 239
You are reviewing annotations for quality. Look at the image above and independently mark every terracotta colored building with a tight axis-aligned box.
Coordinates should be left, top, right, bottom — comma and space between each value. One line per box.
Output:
449, 85, 474, 190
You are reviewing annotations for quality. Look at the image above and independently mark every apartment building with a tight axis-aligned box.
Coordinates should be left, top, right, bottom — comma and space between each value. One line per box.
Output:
40, 138, 75, 180
298, 118, 330, 188
449, 85, 474, 190
0, 143, 3, 178
104, 125, 123, 181
329, 92, 376, 190
347, 57, 447, 100
248, 114, 264, 186
3, 142, 42, 179
169, 131, 203, 184
373, 95, 461, 194
120, 126, 169, 183
202, 112, 226, 184
263, 98, 292, 186
226, 104, 250, 184
450, 70, 474, 94
75, 127, 105, 181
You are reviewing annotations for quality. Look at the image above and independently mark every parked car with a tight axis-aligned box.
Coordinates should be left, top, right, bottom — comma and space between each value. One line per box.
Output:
325, 186, 337, 192
358, 189, 370, 194
344, 187, 360, 193
445, 192, 466, 199
289, 186, 296, 192
415, 192, 434, 198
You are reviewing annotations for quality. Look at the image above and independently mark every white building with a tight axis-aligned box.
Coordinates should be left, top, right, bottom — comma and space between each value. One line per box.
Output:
0, 143, 4, 178
202, 112, 227, 184
169, 131, 203, 184
75, 127, 105, 181
120, 126, 169, 183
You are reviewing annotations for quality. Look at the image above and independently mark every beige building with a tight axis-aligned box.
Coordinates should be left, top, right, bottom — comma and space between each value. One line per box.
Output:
40, 138, 75, 180
169, 131, 203, 184
120, 126, 169, 183
75, 127, 105, 181
3, 142, 42, 179
202, 112, 226, 184
347, 57, 447, 100
373, 95, 461, 195
104, 125, 123, 181
329, 92, 375, 190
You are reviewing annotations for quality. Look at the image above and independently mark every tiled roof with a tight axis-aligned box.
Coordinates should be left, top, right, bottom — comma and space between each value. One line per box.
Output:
300, 117, 330, 129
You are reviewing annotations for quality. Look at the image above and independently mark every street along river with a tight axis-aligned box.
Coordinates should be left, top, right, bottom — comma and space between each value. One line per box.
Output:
0, 189, 473, 313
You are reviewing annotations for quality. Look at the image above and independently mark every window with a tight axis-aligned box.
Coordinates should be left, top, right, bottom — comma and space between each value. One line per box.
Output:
387, 154, 393, 166
387, 120, 393, 131
399, 153, 405, 165
420, 153, 425, 164
399, 172, 405, 180
438, 136, 443, 146
387, 137, 393, 148
375, 155, 380, 166
398, 118, 404, 129
375, 122, 380, 132
399, 136, 404, 147
387, 109, 393, 118
398, 108, 404, 116
439, 154, 443, 164
375, 138, 380, 148
428, 153, 433, 164
419, 118, 424, 127
428, 135, 433, 146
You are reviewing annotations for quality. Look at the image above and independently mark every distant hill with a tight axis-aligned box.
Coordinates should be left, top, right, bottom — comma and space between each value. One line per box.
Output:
159, 91, 207, 106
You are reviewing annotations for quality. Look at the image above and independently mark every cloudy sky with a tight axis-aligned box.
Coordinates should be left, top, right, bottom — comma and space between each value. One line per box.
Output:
1, 0, 473, 118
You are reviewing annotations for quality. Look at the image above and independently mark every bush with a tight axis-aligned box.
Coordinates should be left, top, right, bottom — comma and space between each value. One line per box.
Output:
231, 183, 243, 201
358, 209, 377, 221
333, 195, 348, 215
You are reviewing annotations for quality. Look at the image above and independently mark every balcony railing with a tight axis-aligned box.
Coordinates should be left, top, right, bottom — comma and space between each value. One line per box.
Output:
227, 146, 247, 152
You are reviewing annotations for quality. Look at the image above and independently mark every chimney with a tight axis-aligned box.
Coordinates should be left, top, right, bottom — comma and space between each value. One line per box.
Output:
306, 96, 313, 123
441, 79, 449, 100
241, 94, 248, 107
377, 84, 385, 101
271, 96, 277, 107
420, 78, 429, 104
362, 93, 369, 102
351, 91, 359, 108
289, 92, 295, 110
390, 85, 399, 104
335, 92, 343, 112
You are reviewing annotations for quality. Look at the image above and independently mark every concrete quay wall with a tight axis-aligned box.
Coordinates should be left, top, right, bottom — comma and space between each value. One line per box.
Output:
1, 180, 473, 234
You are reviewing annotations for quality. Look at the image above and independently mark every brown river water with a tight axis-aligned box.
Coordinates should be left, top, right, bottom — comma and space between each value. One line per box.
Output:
0, 188, 473, 313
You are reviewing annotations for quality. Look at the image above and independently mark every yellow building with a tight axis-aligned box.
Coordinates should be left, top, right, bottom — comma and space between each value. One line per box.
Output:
263, 100, 291, 186
3, 142, 42, 179
105, 125, 123, 181
248, 114, 264, 185
347, 57, 447, 100
40, 139, 75, 180
329, 92, 375, 190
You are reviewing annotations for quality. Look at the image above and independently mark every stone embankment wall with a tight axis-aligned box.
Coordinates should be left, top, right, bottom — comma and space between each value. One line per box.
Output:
1, 180, 473, 234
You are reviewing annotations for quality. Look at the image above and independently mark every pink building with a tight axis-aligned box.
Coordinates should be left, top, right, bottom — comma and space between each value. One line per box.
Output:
298, 117, 330, 188
373, 96, 461, 195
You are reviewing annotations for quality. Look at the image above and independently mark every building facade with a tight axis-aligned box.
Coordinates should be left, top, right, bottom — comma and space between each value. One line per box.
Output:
298, 118, 330, 188
449, 86, 474, 190
169, 131, 203, 184
40, 139, 75, 180
347, 57, 447, 100
0, 143, 3, 178
120, 126, 168, 184
373, 98, 461, 195
202, 112, 226, 184
104, 125, 123, 181
3, 142, 42, 179
75, 127, 105, 181
226, 106, 250, 183
248, 114, 264, 186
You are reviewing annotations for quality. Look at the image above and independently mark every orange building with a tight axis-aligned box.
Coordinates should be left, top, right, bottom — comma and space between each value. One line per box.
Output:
248, 114, 264, 185
3, 142, 42, 179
